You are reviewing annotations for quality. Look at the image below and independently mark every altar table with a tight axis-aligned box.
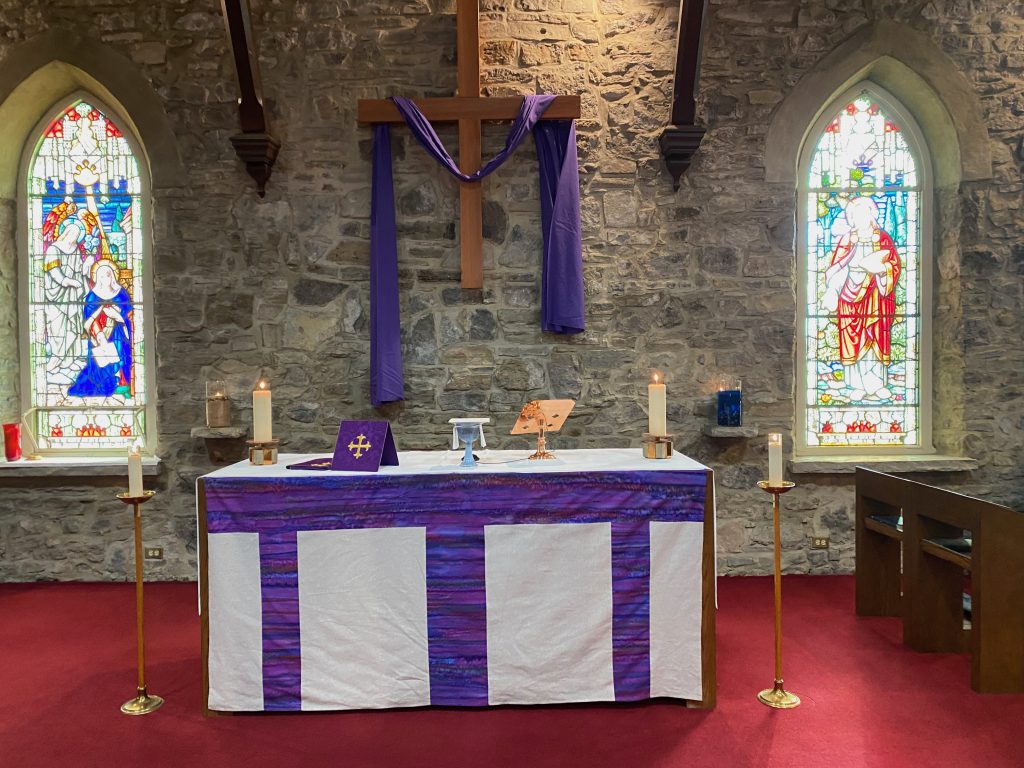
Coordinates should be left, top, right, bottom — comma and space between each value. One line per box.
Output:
198, 448, 716, 713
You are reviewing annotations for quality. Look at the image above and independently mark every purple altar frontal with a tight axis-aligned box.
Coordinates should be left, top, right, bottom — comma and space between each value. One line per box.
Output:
198, 448, 716, 712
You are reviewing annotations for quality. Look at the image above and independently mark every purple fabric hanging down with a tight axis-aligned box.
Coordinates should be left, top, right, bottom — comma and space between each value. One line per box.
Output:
370, 124, 405, 407
369, 95, 585, 406
534, 119, 585, 334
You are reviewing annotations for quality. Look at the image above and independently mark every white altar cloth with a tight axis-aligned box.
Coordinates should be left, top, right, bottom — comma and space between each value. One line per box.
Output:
198, 448, 716, 712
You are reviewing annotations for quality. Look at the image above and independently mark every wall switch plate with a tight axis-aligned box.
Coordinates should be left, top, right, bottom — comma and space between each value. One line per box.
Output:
811, 536, 829, 549
144, 547, 164, 560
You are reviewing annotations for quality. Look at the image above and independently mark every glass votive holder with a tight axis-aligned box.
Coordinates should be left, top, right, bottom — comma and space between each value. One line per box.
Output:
716, 377, 743, 427
206, 380, 231, 428
3, 422, 22, 461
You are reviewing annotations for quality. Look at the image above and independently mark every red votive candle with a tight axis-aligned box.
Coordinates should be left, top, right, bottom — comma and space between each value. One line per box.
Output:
3, 422, 21, 461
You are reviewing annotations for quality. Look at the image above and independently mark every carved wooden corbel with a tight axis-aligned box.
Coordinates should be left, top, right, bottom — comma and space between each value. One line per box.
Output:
221, 0, 280, 197
660, 0, 708, 190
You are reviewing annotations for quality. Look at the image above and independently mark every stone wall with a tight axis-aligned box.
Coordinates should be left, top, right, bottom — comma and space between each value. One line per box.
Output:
0, 0, 1021, 580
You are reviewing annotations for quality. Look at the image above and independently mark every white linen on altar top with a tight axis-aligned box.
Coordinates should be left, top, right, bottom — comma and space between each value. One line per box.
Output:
207, 532, 264, 711
650, 521, 704, 700
485, 522, 615, 705
203, 447, 709, 480
298, 527, 430, 710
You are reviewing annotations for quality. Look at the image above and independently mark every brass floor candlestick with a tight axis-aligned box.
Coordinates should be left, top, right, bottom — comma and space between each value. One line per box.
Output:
756, 479, 800, 709
117, 490, 163, 716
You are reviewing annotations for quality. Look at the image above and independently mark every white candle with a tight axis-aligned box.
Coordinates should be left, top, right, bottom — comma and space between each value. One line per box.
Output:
253, 379, 272, 442
648, 371, 667, 436
128, 443, 143, 497
768, 433, 783, 486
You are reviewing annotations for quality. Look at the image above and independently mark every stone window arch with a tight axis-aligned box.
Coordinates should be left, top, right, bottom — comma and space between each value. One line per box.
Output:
18, 93, 156, 453
763, 21, 993, 462
795, 83, 933, 454
0, 36, 184, 459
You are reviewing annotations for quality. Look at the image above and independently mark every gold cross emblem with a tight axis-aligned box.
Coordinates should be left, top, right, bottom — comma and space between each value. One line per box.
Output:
348, 434, 372, 459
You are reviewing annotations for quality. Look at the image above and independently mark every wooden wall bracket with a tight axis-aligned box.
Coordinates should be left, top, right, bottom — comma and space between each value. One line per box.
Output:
221, 0, 280, 197
229, 132, 280, 198
661, 0, 709, 189
660, 125, 707, 191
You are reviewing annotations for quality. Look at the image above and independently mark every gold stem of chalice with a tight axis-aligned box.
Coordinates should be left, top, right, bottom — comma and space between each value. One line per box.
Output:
756, 480, 800, 709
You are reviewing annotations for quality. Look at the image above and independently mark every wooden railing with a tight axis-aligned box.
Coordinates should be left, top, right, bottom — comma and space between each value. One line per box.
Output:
855, 468, 1024, 694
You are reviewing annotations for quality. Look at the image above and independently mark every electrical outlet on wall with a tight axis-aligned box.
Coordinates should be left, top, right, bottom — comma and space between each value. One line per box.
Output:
144, 547, 164, 560
811, 536, 829, 550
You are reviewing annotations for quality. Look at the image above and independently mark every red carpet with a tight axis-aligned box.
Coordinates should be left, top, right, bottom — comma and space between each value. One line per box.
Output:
1, 576, 1020, 767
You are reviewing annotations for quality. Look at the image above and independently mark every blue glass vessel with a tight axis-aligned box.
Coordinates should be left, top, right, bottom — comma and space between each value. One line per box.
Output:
717, 389, 743, 427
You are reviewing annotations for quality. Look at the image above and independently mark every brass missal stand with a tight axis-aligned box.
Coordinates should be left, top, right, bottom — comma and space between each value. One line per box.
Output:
756, 480, 800, 708
510, 399, 575, 460
116, 490, 163, 715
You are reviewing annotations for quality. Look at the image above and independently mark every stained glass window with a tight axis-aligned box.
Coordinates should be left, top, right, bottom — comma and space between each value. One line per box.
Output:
802, 92, 924, 449
25, 100, 147, 452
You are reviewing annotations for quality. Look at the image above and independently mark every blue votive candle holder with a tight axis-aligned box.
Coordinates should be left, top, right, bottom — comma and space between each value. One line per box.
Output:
717, 388, 743, 427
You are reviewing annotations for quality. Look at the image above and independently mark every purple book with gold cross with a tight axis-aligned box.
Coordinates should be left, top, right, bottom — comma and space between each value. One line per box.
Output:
287, 420, 399, 472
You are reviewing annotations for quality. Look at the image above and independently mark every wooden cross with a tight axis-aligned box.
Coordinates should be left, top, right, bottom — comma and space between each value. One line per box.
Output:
357, 0, 581, 289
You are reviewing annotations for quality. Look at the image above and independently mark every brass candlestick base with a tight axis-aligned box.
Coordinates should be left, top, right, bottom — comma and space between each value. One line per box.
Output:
116, 490, 162, 716
758, 680, 800, 709
121, 687, 165, 715
642, 433, 674, 459
756, 479, 799, 709
247, 439, 279, 465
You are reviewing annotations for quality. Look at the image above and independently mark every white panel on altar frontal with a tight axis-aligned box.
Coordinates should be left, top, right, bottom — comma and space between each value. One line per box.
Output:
485, 522, 615, 705
208, 532, 264, 711
297, 528, 430, 710
650, 521, 703, 700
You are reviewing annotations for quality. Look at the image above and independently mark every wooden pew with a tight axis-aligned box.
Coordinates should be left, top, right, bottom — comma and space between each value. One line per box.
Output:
855, 468, 1024, 694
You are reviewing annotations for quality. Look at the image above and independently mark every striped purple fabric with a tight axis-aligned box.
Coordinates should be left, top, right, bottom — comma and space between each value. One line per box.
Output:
611, 519, 651, 699
426, 525, 488, 706
258, 532, 301, 710
204, 470, 707, 709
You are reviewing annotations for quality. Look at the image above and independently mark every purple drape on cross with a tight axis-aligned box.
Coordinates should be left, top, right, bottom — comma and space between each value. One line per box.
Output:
370, 95, 584, 407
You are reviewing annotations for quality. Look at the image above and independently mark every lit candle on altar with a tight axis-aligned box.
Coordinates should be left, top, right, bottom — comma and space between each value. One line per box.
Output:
253, 379, 272, 442
128, 442, 143, 497
648, 371, 667, 436
768, 433, 783, 486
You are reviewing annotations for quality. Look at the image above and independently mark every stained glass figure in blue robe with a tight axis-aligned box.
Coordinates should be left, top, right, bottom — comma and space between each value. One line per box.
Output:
68, 259, 133, 398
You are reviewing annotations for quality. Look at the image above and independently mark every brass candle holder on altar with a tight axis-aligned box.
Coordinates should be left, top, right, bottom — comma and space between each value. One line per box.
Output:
247, 439, 279, 465
116, 489, 163, 715
756, 479, 800, 709
642, 433, 674, 459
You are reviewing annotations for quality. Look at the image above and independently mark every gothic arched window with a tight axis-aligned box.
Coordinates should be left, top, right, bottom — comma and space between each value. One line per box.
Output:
22, 97, 151, 453
797, 86, 932, 453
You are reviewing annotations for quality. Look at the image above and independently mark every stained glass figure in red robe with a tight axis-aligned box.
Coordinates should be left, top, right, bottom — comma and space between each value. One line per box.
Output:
822, 196, 901, 402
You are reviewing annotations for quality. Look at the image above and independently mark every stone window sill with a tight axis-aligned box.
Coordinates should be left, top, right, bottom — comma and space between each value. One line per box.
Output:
789, 454, 977, 474
0, 455, 161, 478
